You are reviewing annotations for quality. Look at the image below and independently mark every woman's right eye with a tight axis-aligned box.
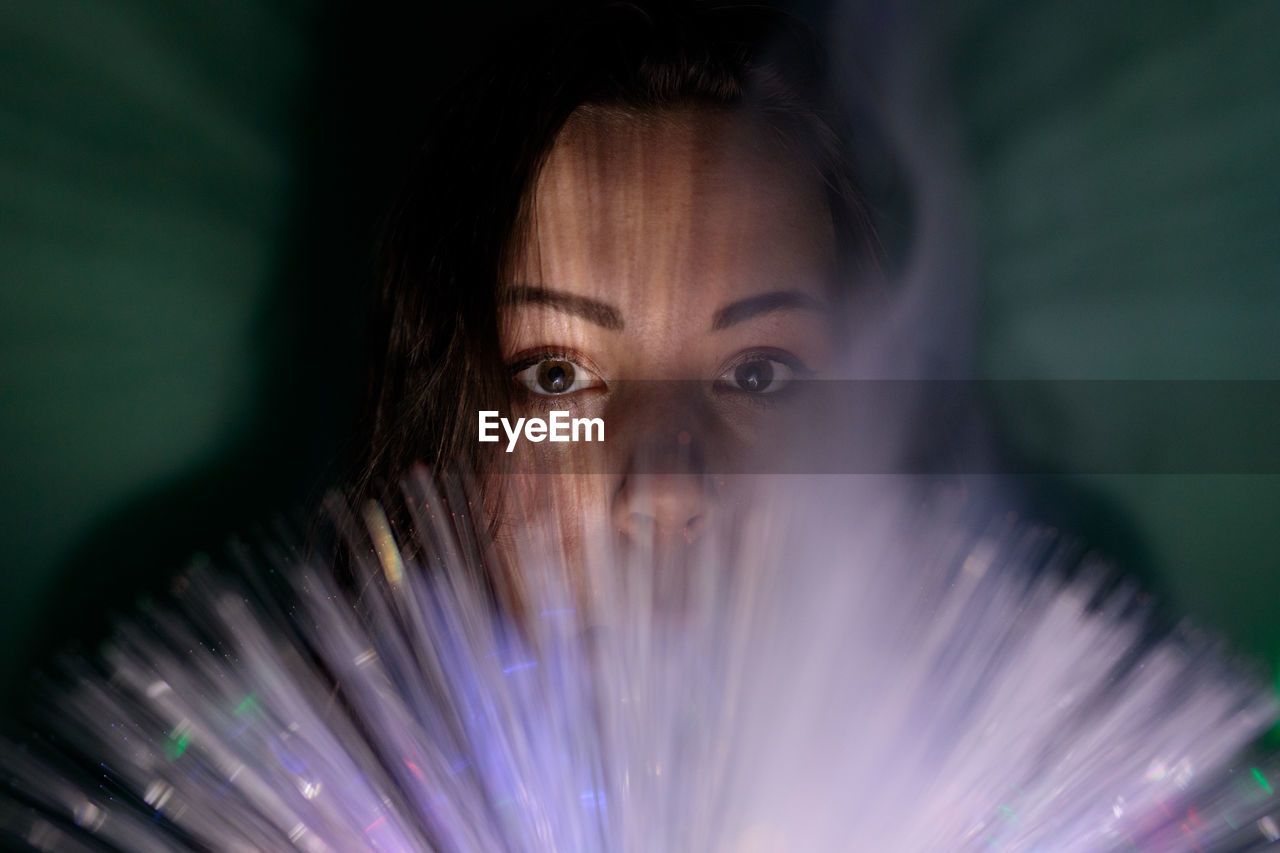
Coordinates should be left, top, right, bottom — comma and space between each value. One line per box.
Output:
511, 357, 604, 396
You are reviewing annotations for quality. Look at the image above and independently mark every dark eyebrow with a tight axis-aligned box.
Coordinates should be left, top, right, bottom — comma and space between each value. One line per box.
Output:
711, 291, 826, 330
505, 285, 624, 330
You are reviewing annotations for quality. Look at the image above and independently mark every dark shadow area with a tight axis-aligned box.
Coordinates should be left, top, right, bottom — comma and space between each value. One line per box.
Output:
2, 0, 529, 715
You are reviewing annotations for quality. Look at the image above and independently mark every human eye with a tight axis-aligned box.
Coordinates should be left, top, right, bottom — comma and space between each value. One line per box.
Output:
509, 352, 605, 397
714, 349, 812, 396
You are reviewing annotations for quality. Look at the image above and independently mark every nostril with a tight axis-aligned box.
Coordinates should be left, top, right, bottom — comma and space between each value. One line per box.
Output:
681, 511, 705, 543
617, 511, 654, 539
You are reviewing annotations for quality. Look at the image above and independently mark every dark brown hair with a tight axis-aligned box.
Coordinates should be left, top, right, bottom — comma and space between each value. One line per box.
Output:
353, 0, 880, 502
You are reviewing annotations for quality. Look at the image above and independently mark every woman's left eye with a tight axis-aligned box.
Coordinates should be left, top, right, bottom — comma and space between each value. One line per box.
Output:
717, 357, 798, 395
512, 357, 603, 396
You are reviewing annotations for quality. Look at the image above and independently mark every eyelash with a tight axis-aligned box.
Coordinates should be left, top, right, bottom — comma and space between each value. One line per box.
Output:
507, 348, 600, 373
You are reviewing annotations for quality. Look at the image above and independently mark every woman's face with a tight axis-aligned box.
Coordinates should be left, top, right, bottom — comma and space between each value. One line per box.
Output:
495, 106, 838, 571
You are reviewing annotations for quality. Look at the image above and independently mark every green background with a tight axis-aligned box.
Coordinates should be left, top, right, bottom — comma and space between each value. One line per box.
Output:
1, 0, 1277, 712
951, 0, 1280, 675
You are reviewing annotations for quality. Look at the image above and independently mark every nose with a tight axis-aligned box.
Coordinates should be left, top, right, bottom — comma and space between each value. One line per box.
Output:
612, 472, 710, 543
606, 387, 721, 545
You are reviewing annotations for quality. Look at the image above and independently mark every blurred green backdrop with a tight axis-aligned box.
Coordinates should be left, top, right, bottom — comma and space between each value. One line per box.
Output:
948, 0, 1280, 672
1, 0, 1277, 713
0, 0, 502, 710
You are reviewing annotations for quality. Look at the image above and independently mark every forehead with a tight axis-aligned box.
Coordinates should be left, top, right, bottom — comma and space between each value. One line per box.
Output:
508, 106, 836, 314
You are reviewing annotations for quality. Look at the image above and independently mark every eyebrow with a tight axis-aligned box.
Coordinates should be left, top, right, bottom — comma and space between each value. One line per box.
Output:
711, 291, 827, 330
505, 285, 624, 330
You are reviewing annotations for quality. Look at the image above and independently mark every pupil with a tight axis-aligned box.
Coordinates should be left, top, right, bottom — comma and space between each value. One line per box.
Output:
538, 361, 573, 393
735, 361, 773, 393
